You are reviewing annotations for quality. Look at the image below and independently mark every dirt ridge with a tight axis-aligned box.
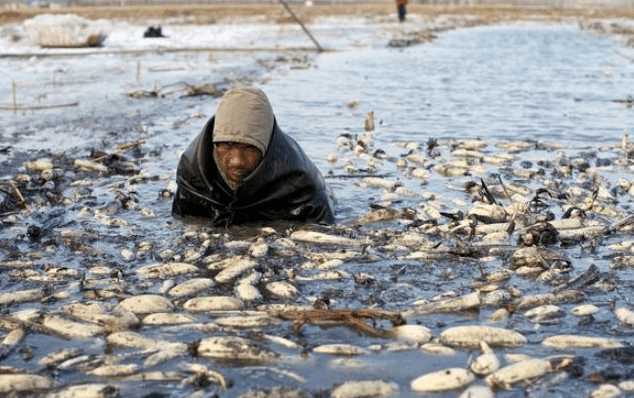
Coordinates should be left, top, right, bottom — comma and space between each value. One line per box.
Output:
3, 4, 634, 25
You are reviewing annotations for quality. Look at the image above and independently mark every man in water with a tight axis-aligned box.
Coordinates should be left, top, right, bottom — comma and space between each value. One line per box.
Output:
396, 0, 408, 23
172, 87, 335, 226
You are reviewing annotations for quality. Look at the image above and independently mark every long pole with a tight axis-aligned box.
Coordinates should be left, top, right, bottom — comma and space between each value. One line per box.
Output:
11, 81, 17, 113
278, 0, 324, 53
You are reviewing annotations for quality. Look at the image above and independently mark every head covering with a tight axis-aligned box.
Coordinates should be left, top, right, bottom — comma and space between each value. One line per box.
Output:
212, 87, 275, 155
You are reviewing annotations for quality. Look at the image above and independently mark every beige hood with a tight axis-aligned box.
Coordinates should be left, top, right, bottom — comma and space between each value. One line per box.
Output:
212, 87, 275, 155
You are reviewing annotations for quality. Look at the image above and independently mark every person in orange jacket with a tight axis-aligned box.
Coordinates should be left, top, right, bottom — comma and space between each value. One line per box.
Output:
396, 0, 408, 22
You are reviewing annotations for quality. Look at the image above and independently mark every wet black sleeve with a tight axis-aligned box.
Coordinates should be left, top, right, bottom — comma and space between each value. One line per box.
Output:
305, 203, 335, 224
291, 189, 335, 225
171, 187, 211, 218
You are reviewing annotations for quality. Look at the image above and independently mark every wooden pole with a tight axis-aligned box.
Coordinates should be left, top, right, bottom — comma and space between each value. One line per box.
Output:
616, 50, 634, 63
136, 60, 142, 83
278, 0, 324, 53
11, 81, 17, 113
0, 47, 330, 59
0, 102, 79, 111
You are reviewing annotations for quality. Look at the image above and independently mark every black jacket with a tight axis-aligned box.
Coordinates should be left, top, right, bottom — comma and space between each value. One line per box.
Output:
172, 117, 335, 226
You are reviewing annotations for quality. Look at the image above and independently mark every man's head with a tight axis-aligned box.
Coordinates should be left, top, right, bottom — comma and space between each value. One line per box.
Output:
212, 87, 274, 190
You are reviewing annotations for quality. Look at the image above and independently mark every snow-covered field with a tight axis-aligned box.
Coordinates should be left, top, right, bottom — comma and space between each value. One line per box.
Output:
0, 13, 435, 55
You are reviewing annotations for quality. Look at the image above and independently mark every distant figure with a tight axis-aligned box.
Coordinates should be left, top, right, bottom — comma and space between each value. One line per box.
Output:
143, 26, 165, 38
396, 0, 408, 23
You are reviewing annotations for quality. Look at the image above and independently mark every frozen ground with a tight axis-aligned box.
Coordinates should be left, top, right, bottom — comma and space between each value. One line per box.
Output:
0, 14, 456, 55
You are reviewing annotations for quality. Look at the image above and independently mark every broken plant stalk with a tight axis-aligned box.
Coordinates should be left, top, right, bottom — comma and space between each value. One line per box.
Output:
91, 139, 146, 162
271, 308, 404, 338
9, 181, 26, 209
12, 80, 17, 113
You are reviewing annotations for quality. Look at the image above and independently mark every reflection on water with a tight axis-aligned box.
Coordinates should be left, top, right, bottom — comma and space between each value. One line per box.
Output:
269, 23, 634, 150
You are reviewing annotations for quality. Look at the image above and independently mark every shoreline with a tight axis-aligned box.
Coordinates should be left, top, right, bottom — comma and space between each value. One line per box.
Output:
3, 3, 634, 25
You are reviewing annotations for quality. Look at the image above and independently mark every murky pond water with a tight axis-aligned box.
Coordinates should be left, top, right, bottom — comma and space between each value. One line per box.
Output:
264, 23, 634, 219
1, 20, 634, 397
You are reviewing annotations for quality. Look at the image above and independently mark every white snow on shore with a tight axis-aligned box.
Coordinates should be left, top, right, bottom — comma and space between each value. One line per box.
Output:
0, 13, 433, 55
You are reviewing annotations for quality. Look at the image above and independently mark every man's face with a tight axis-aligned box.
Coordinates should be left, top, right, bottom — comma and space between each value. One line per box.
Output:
214, 142, 262, 190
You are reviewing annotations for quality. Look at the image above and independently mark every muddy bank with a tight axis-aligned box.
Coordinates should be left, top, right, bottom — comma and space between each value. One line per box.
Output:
579, 18, 634, 50
4, 3, 634, 26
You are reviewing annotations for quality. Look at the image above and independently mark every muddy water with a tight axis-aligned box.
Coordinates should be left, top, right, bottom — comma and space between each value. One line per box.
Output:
0, 22, 633, 397
265, 23, 634, 220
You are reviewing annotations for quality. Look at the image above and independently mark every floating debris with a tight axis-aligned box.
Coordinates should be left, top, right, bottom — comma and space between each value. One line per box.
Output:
265, 281, 298, 299
213, 257, 258, 284
47, 383, 119, 398
406, 292, 480, 315
388, 30, 437, 48
215, 314, 277, 329
64, 303, 139, 332
0, 289, 44, 306
440, 326, 527, 348
42, 315, 104, 339
589, 384, 622, 398
524, 304, 565, 323
38, 349, 82, 368
571, 304, 599, 317
470, 342, 500, 376
0, 328, 24, 360
0, 374, 52, 394
420, 343, 457, 356
486, 356, 575, 389
183, 296, 243, 312
313, 344, 368, 356
290, 231, 367, 247
615, 307, 634, 326
197, 336, 279, 362
136, 262, 198, 279
542, 335, 623, 349
142, 312, 196, 325
331, 380, 398, 398
88, 364, 140, 377
389, 325, 432, 344
410, 368, 475, 392
459, 385, 495, 398
118, 295, 174, 314
272, 308, 403, 337
168, 278, 215, 298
